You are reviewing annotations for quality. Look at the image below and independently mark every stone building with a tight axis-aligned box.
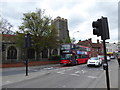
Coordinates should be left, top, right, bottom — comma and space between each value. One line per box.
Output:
52, 16, 69, 42
1, 34, 22, 63
1, 34, 59, 64
1, 16, 70, 63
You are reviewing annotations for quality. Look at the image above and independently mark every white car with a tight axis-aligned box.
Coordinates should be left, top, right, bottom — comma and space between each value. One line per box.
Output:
107, 56, 110, 61
110, 56, 115, 59
87, 57, 102, 67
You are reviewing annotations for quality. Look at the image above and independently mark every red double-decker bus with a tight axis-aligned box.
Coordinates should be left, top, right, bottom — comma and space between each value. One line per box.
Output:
60, 44, 90, 66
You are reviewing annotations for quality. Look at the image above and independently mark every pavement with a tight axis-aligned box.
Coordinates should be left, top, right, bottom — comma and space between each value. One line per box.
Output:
118, 68, 120, 90
1, 64, 60, 89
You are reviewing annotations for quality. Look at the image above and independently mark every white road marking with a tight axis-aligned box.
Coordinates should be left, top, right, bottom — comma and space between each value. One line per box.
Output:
44, 67, 53, 70
57, 72, 64, 74
33, 70, 38, 72
57, 70, 66, 74
75, 71, 81, 74
70, 74, 79, 76
88, 76, 97, 79
81, 70, 86, 73
67, 68, 73, 71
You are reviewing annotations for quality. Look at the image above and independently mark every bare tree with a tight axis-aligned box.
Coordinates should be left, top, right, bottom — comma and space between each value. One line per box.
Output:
0, 15, 15, 35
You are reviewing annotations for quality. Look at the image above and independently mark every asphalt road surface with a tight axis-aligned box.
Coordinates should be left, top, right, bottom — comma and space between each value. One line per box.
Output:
2, 59, 119, 89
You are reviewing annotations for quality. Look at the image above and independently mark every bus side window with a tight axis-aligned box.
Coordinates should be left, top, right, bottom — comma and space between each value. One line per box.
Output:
75, 55, 77, 59
81, 55, 84, 58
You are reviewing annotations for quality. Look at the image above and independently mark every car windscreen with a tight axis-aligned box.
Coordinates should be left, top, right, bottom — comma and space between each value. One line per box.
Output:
90, 57, 98, 60
98, 56, 104, 58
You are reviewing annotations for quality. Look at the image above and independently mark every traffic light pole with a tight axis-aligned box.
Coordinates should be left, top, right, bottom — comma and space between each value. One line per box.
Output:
103, 39, 110, 90
24, 47, 28, 76
26, 60, 28, 76
24, 33, 31, 76
92, 16, 110, 89
25, 48, 28, 76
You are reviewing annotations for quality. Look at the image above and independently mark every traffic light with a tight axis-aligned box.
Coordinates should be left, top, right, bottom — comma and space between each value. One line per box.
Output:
24, 33, 31, 48
92, 19, 102, 37
24, 35, 27, 48
92, 17, 110, 40
27, 34, 31, 47
102, 17, 110, 40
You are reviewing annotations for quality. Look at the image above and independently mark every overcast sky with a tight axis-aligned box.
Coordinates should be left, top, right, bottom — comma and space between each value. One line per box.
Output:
0, 0, 119, 43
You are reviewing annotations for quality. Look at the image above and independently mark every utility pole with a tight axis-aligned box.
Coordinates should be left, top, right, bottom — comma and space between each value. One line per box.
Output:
92, 16, 110, 90
103, 39, 110, 90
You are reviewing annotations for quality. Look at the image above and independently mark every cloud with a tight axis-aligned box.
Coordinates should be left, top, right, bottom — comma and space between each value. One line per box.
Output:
0, 0, 119, 43
86, 1, 118, 30
1, 2, 39, 27
74, 1, 118, 43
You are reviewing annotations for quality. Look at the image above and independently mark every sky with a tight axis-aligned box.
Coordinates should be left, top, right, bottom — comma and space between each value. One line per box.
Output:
0, 0, 119, 43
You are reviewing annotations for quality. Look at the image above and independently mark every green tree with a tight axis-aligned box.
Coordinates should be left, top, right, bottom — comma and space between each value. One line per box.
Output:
16, 9, 58, 60
71, 37, 76, 44
64, 36, 71, 43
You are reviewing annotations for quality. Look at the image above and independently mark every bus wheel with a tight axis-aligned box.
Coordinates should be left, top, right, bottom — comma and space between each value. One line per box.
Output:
77, 61, 79, 65
76, 61, 79, 65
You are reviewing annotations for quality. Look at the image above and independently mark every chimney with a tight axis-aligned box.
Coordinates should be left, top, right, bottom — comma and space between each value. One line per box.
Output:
97, 39, 99, 43
88, 38, 92, 43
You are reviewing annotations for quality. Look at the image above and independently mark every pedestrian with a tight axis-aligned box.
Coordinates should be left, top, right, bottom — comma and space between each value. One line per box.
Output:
117, 54, 120, 67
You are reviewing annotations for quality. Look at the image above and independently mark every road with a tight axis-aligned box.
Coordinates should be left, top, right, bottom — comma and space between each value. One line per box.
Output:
2, 64, 59, 76
2, 59, 119, 89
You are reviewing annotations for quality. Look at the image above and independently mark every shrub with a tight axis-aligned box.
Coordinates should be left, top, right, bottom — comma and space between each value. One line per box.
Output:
49, 55, 60, 61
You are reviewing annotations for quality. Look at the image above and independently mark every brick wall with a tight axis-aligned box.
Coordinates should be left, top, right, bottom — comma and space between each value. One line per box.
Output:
0, 61, 60, 68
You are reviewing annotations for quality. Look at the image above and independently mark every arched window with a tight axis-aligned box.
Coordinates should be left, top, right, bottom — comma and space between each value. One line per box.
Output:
53, 49, 58, 55
42, 48, 48, 58
7, 46, 17, 59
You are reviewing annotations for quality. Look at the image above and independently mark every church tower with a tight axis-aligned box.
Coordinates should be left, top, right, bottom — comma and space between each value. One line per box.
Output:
52, 16, 70, 42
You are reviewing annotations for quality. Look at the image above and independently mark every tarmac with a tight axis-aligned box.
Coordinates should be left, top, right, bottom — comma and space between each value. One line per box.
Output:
1, 64, 60, 90
1, 61, 120, 90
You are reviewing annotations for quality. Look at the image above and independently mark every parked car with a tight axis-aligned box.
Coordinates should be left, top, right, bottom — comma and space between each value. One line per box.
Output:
87, 57, 102, 67
110, 56, 115, 59
98, 55, 104, 59
98, 55, 104, 63
107, 56, 111, 61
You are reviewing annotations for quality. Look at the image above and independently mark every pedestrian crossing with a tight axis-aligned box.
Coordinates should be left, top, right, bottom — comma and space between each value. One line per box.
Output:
52, 65, 103, 78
